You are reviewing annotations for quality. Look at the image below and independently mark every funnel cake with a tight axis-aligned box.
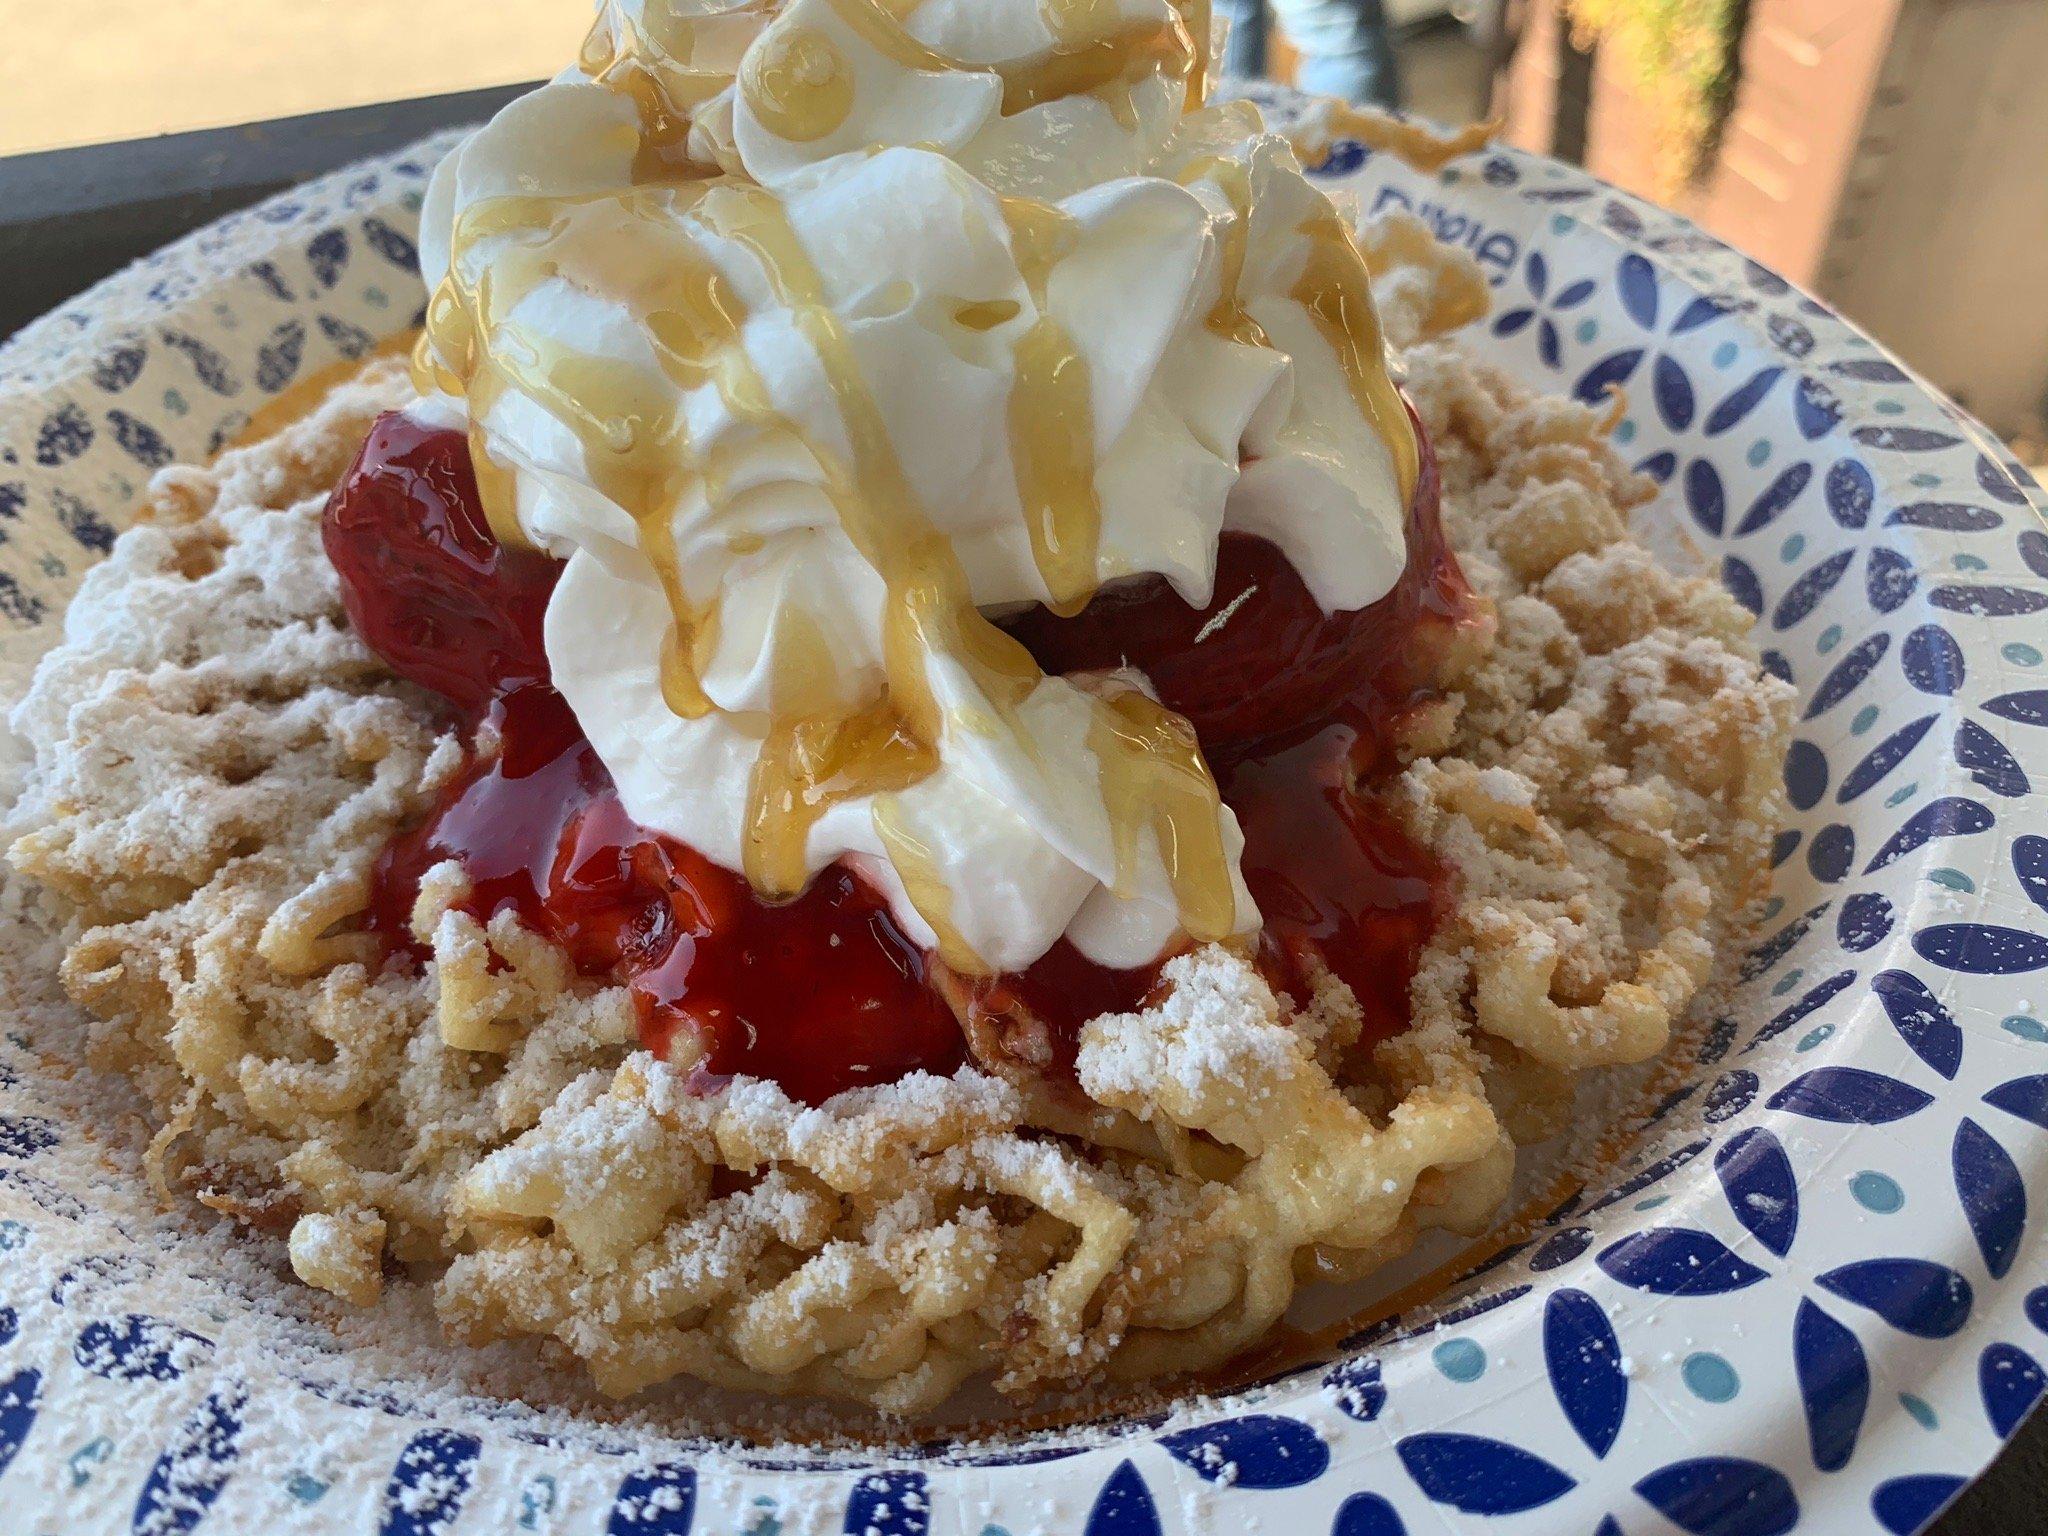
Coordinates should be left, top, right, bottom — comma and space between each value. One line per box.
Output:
5, 0, 1789, 1420
6, 222, 1790, 1409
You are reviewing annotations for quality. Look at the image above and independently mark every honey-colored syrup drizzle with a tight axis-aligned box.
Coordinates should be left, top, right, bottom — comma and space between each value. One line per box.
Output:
1170, 0, 1211, 106
1178, 142, 1271, 350
1091, 688, 1236, 929
741, 22, 858, 141
416, 0, 1412, 967
1291, 206, 1419, 504
999, 197, 1101, 616
799, 0, 1197, 133
583, 1, 776, 165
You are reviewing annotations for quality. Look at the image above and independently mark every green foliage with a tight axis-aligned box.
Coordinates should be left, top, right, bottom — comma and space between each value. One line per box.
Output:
1568, 0, 1746, 198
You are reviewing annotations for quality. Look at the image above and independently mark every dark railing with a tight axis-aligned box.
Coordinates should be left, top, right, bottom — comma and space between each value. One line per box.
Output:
0, 84, 534, 339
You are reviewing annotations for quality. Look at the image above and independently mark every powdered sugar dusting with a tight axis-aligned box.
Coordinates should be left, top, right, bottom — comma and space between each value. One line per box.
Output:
2, 237, 1787, 1429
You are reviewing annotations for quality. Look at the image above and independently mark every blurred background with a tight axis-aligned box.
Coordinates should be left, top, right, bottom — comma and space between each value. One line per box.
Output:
0, 0, 2040, 468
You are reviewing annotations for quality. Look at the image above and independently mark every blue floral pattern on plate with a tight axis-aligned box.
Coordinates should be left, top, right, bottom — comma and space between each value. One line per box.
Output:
1, 89, 2046, 1532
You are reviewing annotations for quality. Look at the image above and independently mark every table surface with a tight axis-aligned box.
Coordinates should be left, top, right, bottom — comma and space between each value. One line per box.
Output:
0, 89, 2040, 1534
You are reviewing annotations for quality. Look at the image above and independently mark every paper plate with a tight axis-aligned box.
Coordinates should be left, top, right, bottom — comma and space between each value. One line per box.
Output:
2, 91, 2046, 1534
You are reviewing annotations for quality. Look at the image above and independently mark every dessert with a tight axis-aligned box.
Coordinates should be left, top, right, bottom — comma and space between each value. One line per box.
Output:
2, 0, 1792, 1412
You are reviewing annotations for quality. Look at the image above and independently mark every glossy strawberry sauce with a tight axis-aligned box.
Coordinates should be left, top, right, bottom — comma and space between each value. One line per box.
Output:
331, 417, 962, 1103
329, 409, 1467, 1102
321, 414, 559, 712
1000, 411, 1463, 1051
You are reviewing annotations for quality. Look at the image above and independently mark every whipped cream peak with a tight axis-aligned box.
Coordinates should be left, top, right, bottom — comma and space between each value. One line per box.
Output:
414, 0, 1417, 973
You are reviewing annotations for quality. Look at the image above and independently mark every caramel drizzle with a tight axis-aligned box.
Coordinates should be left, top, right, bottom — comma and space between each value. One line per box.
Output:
1171, 0, 1211, 107
1291, 206, 1420, 504
583, 1, 776, 162
417, 0, 1414, 967
1179, 145, 1271, 350
1000, 197, 1100, 616
808, 0, 1199, 133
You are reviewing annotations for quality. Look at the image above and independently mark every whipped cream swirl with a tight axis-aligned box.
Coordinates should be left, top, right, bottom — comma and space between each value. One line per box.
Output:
414, 0, 1417, 973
